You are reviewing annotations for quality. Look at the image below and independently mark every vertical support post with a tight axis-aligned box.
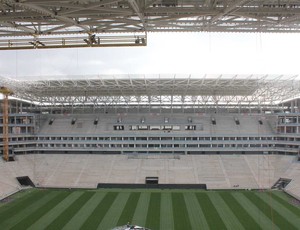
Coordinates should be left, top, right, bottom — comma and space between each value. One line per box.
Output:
3, 94, 9, 161
297, 114, 299, 134
291, 100, 295, 113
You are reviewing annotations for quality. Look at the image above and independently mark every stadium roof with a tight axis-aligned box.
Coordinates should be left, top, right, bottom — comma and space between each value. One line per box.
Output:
1, 74, 300, 108
1, 0, 300, 49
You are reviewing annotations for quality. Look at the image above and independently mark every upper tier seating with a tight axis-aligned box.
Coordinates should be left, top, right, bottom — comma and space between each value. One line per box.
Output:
38, 113, 276, 136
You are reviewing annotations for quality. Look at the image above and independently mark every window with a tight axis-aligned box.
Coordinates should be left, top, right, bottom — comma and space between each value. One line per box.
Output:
150, 125, 160, 130
149, 137, 160, 140
187, 144, 198, 148
162, 125, 172, 130
130, 125, 138, 130
185, 125, 196, 130
174, 137, 185, 141
138, 125, 148, 130
114, 125, 124, 130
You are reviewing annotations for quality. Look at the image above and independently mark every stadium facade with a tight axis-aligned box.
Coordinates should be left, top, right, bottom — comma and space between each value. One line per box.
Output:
2, 1, 300, 223
1, 74, 300, 158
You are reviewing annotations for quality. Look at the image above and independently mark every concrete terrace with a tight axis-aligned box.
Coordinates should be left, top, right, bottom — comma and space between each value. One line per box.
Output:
1, 154, 300, 200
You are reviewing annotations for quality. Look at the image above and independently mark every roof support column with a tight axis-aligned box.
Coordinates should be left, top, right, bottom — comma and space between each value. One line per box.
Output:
291, 100, 295, 113
258, 100, 262, 114
296, 115, 300, 134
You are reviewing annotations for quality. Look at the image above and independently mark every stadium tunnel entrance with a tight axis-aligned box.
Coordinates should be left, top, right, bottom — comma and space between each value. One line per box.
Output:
16, 176, 35, 187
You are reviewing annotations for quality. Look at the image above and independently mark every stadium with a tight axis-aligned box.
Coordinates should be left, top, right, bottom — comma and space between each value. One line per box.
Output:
1, 1, 300, 230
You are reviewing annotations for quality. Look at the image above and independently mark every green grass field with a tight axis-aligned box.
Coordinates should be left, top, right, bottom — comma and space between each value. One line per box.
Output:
0, 188, 300, 230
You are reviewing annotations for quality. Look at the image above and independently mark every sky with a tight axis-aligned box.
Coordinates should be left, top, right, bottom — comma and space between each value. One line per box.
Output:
1, 32, 300, 80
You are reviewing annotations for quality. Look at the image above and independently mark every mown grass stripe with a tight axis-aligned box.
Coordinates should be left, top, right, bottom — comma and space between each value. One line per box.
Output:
219, 192, 262, 230
117, 192, 141, 226
271, 190, 291, 201
172, 193, 192, 230
258, 192, 300, 228
208, 192, 245, 230
272, 191, 300, 214
28, 191, 84, 230
145, 193, 161, 230
46, 192, 94, 230
97, 192, 131, 230
272, 190, 300, 206
0, 189, 38, 209
232, 192, 279, 230
160, 193, 174, 230
183, 193, 209, 230
131, 192, 151, 227
6, 191, 60, 229
244, 192, 297, 230
62, 192, 106, 230
0, 189, 48, 224
80, 192, 118, 230
195, 192, 227, 230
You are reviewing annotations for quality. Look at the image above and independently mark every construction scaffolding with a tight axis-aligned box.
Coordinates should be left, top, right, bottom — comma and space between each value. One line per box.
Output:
1, 1, 300, 49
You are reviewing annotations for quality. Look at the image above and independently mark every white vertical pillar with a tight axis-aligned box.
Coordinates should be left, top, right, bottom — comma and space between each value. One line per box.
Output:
291, 100, 295, 113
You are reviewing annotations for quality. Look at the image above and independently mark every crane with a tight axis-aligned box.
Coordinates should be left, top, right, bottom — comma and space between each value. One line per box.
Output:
0, 86, 13, 161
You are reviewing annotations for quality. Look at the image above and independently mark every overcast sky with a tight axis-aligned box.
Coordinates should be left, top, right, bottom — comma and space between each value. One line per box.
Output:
1, 32, 300, 80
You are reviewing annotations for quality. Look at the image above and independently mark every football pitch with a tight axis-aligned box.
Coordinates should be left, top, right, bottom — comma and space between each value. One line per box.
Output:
0, 189, 300, 230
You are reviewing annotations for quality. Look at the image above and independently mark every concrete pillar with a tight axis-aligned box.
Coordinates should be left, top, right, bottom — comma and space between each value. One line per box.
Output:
284, 125, 287, 134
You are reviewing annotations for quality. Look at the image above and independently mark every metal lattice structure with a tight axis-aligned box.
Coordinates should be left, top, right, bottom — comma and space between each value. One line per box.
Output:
2, 0, 300, 49
1, 74, 300, 111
